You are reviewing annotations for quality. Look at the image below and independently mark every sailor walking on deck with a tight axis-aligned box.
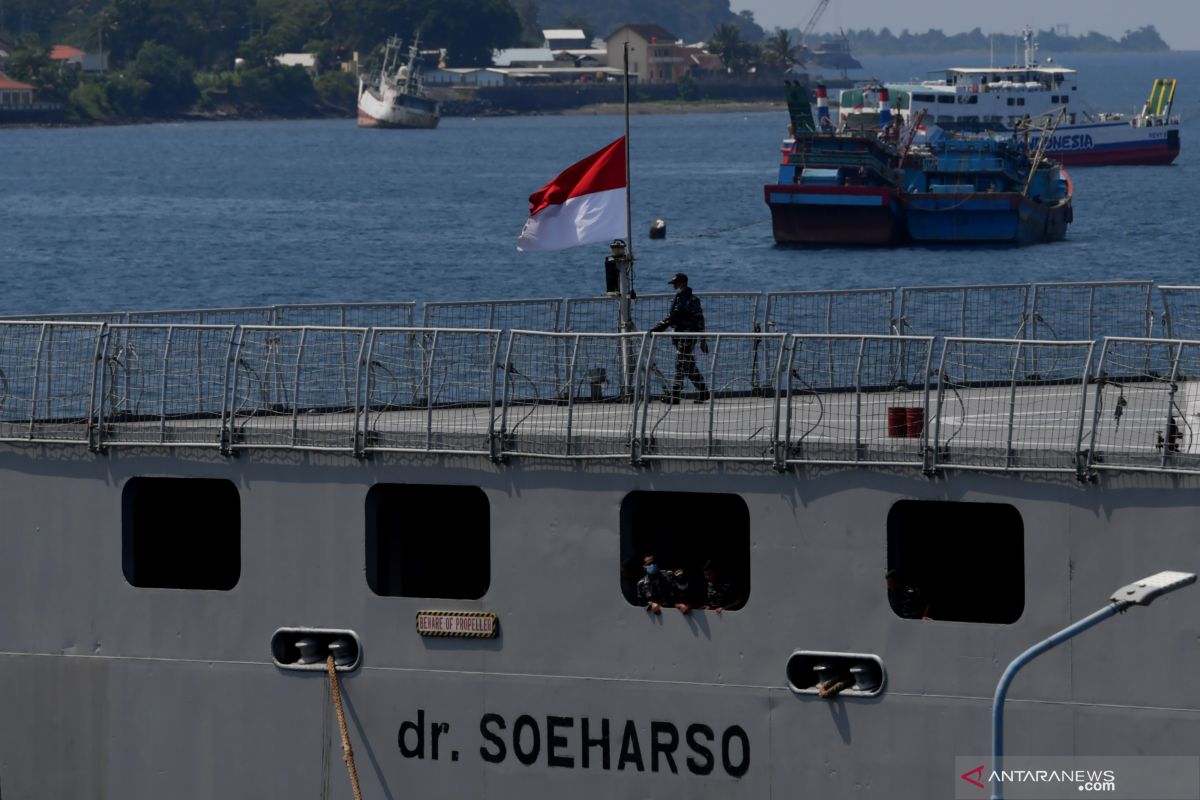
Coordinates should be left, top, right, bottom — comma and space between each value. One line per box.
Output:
652, 273, 709, 403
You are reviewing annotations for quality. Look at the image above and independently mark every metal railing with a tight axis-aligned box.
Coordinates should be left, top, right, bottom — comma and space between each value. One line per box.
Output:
1, 302, 417, 329
765, 288, 896, 335
2, 281, 1175, 349
5, 294, 1200, 477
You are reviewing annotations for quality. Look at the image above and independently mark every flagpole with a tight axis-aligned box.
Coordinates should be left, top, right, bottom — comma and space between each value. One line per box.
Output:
613, 44, 637, 407
623, 41, 634, 269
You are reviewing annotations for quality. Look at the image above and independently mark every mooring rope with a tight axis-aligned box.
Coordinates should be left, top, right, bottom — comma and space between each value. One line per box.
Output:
326, 654, 364, 800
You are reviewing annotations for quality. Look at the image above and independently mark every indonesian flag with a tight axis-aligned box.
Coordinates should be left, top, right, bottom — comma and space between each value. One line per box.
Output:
517, 137, 627, 252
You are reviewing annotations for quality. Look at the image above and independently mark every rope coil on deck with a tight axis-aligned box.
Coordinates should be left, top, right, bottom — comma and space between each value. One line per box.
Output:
327, 654, 364, 800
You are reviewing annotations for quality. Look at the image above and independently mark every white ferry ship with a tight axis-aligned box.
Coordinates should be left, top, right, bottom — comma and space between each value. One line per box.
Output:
358, 34, 440, 129
842, 27, 1180, 165
1, 281, 1199, 798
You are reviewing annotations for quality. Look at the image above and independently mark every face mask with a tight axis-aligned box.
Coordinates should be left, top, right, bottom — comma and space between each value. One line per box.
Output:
645, 564, 658, 575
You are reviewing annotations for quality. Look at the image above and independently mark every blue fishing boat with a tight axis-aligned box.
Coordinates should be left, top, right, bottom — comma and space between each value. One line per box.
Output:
900, 135, 1073, 244
764, 82, 1073, 246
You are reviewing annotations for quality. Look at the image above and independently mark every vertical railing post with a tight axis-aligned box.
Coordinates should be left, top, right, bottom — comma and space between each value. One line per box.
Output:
1162, 341, 1182, 468
26, 323, 48, 441
1074, 342, 1096, 477
931, 339, 951, 471
425, 330, 438, 451
194, 324, 204, 414
628, 332, 647, 463
43, 325, 55, 429
159, 326, 175, 445
353, 329, 371, 456
564, 334, 580, 456
290, 328, 307, 447
94, 326, 113, 448
1142, 283, 1153, 338
771, 334, 789, 471
486, 330, 501, 460
638, 335, 658, 459
86, 324, 107, 451
1005, 342, 1023, 469
497, 332, 517, 459
959, 288, 968, 337
1087, 286, 1097, 343
783, 337, 800, 464
1085, 338, 1112, 474
853, 336, 866, 461
707, 334, 721, 459
219, 326, 241, 454
921, 337, 934, 471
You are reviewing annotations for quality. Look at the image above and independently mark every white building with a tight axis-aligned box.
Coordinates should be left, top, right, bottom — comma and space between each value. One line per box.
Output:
491, 47, 556, 68
604, 24, 683, 84
424, 68, 507, 87
542, 29, 590, 50
275, 53, 319, 74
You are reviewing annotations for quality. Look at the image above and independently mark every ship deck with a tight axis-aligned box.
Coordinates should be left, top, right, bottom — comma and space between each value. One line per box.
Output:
3, 279, 1200, 476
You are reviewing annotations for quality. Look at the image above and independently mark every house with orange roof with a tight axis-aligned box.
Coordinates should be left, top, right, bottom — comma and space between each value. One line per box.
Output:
50, 44, 108, 72
49, 44, 86, 62
0, 73, 35, 108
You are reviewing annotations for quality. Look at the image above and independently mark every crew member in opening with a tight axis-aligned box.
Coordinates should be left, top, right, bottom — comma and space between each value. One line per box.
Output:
670, 567, 697, 613
703, 560, 746, 613
651, 273, 709, 404
886, 568, 931, 620
637, 554, 688, 614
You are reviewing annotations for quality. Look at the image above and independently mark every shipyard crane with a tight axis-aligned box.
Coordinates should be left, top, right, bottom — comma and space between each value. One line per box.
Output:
799, 0, 831, 51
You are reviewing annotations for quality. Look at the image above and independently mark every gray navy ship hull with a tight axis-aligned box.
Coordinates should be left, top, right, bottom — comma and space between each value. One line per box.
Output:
1, 281, 1198, 798
2, 453, 1198, 797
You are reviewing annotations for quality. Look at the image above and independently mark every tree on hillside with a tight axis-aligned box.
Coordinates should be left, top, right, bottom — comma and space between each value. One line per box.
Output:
558, 14, 594, 42
1120, 25, 1168, 51
707, 21, 757, 74
5, 43, 78, 100
761, 27, 797, 71
130, 41, 198, 112
418, 0, 521, 66
516, 0, 542, 46
108, 0, 207, 65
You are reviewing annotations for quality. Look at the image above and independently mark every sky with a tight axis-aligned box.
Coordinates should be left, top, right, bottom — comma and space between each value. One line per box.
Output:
738, 0, 1200, 51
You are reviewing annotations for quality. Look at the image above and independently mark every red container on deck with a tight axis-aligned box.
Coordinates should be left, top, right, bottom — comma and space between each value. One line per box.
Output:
905, 407, 925, 438
887, 407, 908, 438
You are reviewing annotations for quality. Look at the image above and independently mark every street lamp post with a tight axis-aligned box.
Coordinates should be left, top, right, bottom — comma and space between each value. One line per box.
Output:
990, 570, 1196, 800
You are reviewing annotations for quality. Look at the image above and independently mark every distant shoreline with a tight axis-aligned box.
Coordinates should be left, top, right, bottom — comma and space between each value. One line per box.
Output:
557, 100, 786, 117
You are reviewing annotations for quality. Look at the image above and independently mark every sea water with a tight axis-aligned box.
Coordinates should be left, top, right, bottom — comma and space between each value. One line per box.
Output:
0, 51, 1196, 315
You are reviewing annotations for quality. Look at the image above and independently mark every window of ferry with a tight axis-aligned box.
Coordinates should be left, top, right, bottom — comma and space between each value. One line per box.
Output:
122, 477, 240, 590
937, 95, 954, 104
620, 491, 750, 611
366, 484, 489, 599
886, 500, 1023, 624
